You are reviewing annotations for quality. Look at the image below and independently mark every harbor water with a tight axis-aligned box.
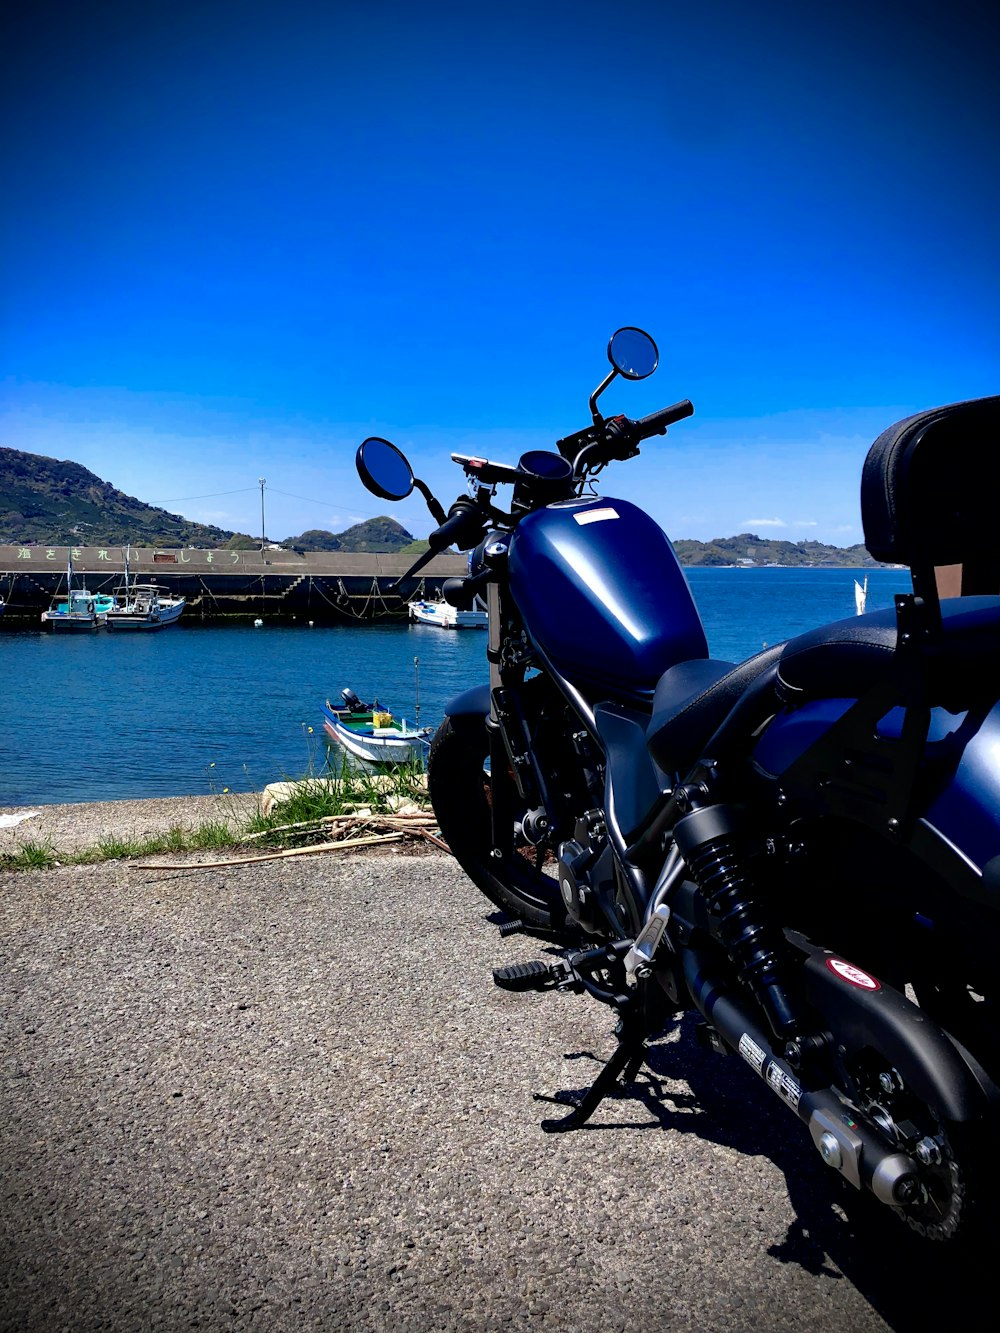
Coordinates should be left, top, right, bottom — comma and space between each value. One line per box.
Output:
0, 567, 912, 807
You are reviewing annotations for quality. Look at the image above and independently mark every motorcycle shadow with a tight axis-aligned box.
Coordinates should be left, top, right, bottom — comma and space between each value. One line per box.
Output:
536, 1009, 993, 1328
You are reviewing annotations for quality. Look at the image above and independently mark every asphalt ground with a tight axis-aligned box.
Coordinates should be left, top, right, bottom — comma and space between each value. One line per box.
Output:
1, 840, 991, 1331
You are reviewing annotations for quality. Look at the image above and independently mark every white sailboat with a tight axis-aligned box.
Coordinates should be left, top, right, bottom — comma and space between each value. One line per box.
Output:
854, 575, 868, 616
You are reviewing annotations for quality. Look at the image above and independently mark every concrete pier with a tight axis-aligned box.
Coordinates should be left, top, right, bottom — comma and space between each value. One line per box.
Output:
0, 544, 468, 623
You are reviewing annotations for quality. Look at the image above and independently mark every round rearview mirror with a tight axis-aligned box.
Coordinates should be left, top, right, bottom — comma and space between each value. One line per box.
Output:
356, 437, 415, 501
608, 327, 659, 380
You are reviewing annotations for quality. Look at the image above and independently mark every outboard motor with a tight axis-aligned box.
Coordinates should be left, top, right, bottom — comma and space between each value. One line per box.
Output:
341, 688, 368, 713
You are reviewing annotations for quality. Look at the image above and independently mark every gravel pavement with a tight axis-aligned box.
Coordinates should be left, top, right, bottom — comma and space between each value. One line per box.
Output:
0, 794, 258, 857
0, 832, 986, 1331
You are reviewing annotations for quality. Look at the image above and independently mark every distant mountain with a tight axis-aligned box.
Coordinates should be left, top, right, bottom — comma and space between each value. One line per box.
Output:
0, 447, 239, 547
0, 447, 416, 553
283, 528, 343, 552
673, 532, 884, 568
284, 517, 415, 553
1, 447, 883, 565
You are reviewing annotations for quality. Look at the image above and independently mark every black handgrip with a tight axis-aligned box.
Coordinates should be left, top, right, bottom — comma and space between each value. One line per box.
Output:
428, 497, 486, 553
634, 399, 694, 439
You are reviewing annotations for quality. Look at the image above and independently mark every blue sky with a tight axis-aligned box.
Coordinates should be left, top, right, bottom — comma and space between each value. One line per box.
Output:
2, 0, 997, 547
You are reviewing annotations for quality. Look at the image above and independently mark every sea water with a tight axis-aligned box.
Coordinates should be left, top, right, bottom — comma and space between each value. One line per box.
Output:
0, 567, 912, 806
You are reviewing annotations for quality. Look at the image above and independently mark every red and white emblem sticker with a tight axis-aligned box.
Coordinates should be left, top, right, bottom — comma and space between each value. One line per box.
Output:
826, 958, 881, 990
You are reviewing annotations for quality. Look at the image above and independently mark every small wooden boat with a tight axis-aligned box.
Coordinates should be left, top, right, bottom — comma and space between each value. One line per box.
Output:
408, 596, 487, 629
322, 689, 432, 765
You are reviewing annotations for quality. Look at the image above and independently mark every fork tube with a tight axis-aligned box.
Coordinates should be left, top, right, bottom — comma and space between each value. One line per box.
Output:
486, 582, 512, 858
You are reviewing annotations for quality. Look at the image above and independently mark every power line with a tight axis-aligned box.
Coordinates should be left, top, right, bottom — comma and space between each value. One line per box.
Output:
150, 487, 259, 503
265, 486, 398, 522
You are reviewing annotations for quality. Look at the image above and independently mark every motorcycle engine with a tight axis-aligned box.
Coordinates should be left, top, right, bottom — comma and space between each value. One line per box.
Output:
558, 813, 613, 935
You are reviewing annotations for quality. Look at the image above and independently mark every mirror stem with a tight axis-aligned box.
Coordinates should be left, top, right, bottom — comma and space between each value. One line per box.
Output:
414, 478, 447, 525
589, 368, 618, 424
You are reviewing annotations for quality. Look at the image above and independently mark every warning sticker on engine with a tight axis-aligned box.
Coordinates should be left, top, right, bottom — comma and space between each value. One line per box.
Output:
766, 1062, 802, 1110
738, 1033, 766, 1074
574, 507, 620, 525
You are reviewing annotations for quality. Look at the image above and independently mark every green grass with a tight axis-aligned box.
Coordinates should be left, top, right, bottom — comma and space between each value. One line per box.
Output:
0, 758, 432, 873
0, 839, 60, 871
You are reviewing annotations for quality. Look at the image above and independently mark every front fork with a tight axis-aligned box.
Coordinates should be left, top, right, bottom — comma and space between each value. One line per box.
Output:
485, 581, 559, 857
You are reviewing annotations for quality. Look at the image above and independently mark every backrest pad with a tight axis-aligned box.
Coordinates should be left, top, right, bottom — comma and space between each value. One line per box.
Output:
861, 395, 1000, 572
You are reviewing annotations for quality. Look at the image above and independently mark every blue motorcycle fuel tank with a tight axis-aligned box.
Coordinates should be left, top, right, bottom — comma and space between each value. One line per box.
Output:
508, 497, 708, 702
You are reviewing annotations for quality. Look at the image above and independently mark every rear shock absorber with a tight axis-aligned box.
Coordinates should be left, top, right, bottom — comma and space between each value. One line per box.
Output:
673, 800, 799, 1040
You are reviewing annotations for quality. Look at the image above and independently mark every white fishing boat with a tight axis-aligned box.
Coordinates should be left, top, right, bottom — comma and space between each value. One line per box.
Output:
321, 689, 432, 765
408, 595, 487, 629
105, 547, 185, 630
105, 583, 186, 631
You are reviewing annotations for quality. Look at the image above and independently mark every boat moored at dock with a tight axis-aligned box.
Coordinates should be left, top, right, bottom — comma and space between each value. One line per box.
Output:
105, 583, 186, 630
409, 596, 487, 629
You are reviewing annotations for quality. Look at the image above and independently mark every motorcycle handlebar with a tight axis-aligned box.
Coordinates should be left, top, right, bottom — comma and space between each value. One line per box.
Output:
633, 399, 695, 440
428, 497, 487, 553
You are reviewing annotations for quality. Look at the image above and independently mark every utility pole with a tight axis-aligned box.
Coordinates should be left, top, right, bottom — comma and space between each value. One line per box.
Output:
259, 477, 266, 552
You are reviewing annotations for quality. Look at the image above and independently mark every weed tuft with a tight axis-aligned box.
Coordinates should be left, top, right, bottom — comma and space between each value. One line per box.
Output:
0, 839, 59, 871
0, 741, 433, 872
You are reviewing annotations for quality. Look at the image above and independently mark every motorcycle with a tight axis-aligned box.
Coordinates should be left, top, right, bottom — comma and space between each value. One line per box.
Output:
356, 328, 1000, 1246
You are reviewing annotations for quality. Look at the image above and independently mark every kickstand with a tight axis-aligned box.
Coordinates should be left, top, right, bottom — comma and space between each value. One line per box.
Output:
538, 1018, 647, 1134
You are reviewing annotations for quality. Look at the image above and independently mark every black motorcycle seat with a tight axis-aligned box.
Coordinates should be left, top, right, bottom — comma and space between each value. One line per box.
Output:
777, 594, 1000, 704
647, 645, 786, 775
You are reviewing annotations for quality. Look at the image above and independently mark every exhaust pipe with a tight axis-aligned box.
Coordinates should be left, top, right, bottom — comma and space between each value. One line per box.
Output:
682, 950, 918, 1206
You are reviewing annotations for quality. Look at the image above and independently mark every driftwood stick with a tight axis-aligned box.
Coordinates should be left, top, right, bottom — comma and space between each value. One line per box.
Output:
243, 810, 436, 842
135, 832, 406, 870
415, 828, 452, 853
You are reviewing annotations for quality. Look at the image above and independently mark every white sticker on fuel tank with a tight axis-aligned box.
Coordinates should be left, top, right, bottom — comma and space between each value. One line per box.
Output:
574, 507, 620, 525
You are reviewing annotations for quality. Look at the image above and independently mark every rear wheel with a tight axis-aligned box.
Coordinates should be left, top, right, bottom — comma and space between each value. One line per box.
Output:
427, 711, 566, 929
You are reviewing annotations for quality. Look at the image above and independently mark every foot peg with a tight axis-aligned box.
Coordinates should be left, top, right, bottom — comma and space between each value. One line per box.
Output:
493, 959, 557, 992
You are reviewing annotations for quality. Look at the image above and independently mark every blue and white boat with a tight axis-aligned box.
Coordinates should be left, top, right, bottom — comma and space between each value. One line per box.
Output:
105, 582, 185, 631
322, 689, 432, 765
41, 561, 116, 631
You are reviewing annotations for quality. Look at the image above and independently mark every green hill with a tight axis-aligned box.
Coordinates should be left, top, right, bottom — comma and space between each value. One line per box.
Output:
1, 447, 883, 565
0, 447, 416, 552
0, 447, 238, 547
672, 532, 883, 568
284, 517, 415, 553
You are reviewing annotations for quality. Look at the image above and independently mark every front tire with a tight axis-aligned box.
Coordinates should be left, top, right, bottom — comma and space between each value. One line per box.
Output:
427, 711, 566, 930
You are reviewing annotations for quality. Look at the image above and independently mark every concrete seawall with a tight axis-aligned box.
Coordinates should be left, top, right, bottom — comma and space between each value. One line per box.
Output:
0, 544, 468, 622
